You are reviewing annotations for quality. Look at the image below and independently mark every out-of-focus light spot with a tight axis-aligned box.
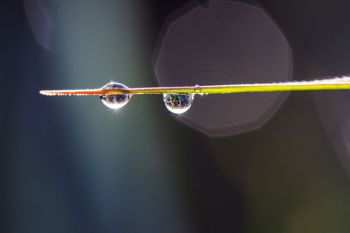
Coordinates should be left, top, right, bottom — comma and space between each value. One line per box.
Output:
24, 0, 53, 51
154, 0, 292, 136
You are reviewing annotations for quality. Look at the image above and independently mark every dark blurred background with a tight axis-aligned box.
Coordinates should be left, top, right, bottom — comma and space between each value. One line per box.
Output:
2, 0, 350, 232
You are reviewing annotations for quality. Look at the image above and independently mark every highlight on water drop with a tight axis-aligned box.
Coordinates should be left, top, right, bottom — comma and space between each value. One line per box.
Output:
100, 82, 132, 110
163, 93, 194, 114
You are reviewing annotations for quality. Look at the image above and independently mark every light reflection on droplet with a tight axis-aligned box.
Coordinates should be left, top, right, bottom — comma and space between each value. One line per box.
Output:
100, 82, 131, 110
163, 93, 194, 114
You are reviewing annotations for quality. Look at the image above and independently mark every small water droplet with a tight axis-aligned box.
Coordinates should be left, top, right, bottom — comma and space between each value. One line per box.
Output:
163, 93, 194, 114
100, 82, 131, 110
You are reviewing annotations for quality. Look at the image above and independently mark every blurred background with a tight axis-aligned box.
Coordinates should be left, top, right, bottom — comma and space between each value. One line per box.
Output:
2, 0, 350, 232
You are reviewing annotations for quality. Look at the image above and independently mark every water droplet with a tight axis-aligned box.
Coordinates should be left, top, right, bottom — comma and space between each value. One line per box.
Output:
163, 93, 194, 114
100, 82, 131, 110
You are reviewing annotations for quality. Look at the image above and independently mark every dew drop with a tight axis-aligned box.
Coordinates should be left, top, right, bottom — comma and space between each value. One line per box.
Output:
163, 93, 194, 114
100, 82, 131, 110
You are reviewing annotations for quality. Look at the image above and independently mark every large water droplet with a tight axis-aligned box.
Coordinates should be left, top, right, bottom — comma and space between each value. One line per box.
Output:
100, 82, 131, 110
163, 93, 194, 114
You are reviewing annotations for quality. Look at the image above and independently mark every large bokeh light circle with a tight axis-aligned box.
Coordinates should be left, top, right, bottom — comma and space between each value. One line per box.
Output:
154, 0, 292, 136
